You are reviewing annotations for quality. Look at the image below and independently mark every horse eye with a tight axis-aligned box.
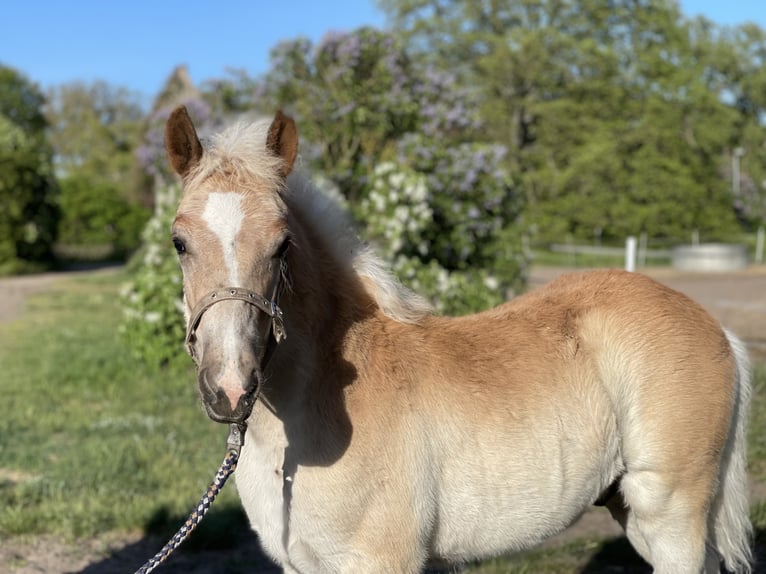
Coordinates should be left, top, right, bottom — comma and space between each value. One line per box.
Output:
274, 237, 290, 259
172, 237, 186, 254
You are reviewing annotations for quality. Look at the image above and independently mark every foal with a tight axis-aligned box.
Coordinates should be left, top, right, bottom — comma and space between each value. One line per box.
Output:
165, 106, 752, 573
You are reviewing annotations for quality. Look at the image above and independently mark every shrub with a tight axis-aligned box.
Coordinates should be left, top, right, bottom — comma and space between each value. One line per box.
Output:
360, 160, 526, 316
119, 184, 186, 367
57, 175, 148, 257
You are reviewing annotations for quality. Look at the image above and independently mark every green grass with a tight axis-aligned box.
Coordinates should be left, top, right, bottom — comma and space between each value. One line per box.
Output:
0, 269, 240, 541
0, 269, 764, 572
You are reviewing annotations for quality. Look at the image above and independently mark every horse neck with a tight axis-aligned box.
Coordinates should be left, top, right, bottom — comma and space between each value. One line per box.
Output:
264, 206, 378, 405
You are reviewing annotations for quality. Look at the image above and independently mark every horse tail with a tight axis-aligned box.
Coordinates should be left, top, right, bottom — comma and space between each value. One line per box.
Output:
708, 329, 753, 573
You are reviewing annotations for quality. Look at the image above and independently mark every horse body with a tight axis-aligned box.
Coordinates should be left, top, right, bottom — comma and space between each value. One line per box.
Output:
164, 107, 752, 573
236, 267, 738, 573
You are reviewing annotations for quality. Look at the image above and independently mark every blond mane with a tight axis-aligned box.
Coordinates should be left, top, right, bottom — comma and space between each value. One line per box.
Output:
286, 174, 433, 324
189, 116, 433, 324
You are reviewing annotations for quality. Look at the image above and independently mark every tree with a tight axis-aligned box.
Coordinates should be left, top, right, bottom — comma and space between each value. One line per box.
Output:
705, 22, 766, 226
45, 81, 145, 189
0, 66, 58, 273
45, 81, 149, 256
250, 29, 421, 201
379, 0, 750, 242
57, 175, 147, 256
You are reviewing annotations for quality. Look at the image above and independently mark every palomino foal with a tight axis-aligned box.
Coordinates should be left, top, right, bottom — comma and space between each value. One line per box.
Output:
165, 106, 752, 574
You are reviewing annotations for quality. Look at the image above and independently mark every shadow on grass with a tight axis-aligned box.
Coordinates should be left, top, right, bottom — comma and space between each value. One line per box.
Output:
72, 511, 766, 573
579, 536, 650, 573
73, 505, 280, 574
579, 527, 766, 573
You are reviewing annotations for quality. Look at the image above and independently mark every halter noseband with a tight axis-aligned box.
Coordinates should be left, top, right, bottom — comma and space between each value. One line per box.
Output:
185, 281, 286, 360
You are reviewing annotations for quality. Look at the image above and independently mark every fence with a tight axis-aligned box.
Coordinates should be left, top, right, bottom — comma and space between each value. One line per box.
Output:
544, 227, 765, 272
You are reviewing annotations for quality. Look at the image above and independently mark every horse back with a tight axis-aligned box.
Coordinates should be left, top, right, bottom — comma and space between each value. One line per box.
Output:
421, 269, 737, 457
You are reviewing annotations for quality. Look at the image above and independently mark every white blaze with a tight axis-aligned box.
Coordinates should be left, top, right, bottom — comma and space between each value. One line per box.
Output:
202, 192, 247, 404
202, 192, 244, 284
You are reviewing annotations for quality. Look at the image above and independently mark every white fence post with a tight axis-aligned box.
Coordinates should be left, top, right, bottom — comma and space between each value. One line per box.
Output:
625, 236, 637, 272
756, 225, 765, 264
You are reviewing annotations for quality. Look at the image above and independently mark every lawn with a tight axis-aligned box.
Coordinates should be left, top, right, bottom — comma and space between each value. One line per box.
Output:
0, 269, 764, 572
0, 269, 241, 544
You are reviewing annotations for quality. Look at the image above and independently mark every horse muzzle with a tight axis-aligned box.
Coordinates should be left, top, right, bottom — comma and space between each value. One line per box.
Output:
198, 364, 260, 425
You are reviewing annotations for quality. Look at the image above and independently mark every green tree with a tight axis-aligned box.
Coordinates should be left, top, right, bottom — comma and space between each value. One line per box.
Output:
0, 66, 58, 273
57, 175, 147, 256
706, 22, 766, 226
379, 0, 748, 242
45, 81, 144, 191
252, 29, 421, 201
45, 81, 150, 256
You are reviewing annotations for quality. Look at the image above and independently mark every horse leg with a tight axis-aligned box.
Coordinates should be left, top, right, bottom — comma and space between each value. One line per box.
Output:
604, 491, 653, 566
615, 468, 716, 574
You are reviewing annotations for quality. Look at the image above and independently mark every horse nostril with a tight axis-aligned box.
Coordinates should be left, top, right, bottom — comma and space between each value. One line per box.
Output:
198, 367, 219, 403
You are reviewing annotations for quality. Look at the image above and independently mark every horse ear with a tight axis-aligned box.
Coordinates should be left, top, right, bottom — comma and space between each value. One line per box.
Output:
165, 106, 203, 179
266, 110, 298, 177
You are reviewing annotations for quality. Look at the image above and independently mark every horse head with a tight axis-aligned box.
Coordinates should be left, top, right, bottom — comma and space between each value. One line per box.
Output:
164, 106, 297, 424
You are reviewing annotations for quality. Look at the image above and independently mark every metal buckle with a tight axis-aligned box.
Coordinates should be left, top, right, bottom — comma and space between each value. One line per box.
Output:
271, 301, 286, 343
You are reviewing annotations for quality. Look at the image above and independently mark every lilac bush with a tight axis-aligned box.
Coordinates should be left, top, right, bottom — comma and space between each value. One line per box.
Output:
255, 28, 527, 314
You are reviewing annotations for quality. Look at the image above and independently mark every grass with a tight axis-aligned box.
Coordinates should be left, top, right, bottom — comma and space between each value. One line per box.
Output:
0, 269, 764, 572
0, 269, 241, 541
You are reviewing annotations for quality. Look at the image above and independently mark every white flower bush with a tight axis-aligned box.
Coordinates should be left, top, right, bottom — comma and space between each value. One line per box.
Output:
359, 161, 520, 316
119, 183, 186, 367
359, 162, 432, 258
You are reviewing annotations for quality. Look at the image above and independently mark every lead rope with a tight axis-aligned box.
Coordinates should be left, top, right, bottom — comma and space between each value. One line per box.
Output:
134, 423, 246, 574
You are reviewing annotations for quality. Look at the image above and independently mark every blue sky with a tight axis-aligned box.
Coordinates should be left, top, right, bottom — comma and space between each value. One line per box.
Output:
1, 0, 763, 106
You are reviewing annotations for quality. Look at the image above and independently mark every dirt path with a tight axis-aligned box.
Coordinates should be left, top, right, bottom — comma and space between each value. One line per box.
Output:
0, 272, 63, 324
2, 265, 765, 573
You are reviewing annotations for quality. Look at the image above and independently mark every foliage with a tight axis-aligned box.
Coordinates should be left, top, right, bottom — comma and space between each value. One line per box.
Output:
0, 66, 59, 273
251, 28, 527, 314
56, 174, 148, 256
713, 23, 766, 226
44, 81, 151, 260
119, 184, 186, 367
44, 81, 146, 198
379, 0, 766, 240
252, 28, 421, 200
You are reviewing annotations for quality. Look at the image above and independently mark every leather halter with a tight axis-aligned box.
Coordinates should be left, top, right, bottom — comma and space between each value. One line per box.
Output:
184, 269, 287, 361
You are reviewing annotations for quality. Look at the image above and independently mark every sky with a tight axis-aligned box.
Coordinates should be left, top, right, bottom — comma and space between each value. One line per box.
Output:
1, 0, 764, 107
